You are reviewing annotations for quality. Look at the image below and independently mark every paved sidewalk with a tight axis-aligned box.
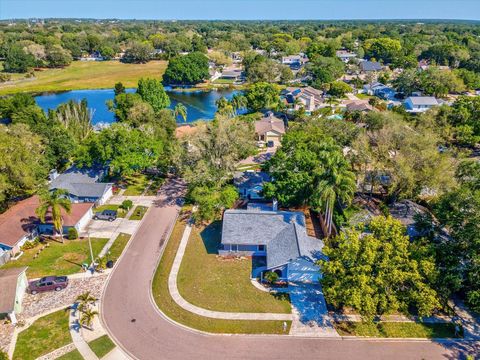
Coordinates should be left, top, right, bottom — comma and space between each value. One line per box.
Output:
167, 213, 292, 321
69, 305, 99, 360
452, 298, 480, 340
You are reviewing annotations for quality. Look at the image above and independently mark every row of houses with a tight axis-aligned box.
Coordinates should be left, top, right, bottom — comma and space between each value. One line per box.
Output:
0, 166, 113, 263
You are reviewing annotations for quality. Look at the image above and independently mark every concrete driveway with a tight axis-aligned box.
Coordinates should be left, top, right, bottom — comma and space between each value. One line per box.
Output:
82, 218, 140, 238
100, 178, 479, 360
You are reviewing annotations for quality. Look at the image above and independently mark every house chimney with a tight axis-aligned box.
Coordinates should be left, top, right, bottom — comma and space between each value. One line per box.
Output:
272, 199, 278, 211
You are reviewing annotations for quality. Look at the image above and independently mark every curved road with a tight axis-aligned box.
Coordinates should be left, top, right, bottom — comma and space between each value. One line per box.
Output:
102, 178, 477, 360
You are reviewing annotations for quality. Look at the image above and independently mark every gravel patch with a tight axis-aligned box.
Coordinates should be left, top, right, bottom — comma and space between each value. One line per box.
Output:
0, 322, 14, 353
21, 275, 108, 320
37, 343, 76, 360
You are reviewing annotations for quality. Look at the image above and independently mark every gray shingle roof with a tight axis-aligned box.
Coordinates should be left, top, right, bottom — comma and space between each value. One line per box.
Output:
406, 96, 439, 106
221, 210, 324, 269
233, 171, 270, 190
49, 166, 111, 198
360, 61, 382, 72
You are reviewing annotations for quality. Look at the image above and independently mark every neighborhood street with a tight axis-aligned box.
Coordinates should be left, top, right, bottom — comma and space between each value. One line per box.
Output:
101, 178, 479, 360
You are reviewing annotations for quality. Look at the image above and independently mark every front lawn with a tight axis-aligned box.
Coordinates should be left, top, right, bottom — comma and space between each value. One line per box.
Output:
152, 213, 291, 334
177, 221, 291, 314
123, 174, 150, 196
334, 321, 462, 338
88, 335, 116, 358
56, 350, 83, 360
106, 233, 131, 262
13, 309, 71, 360
1, 237, 109, 278
129, 206, 148, 220
94, 204, 126, 218
145, 176, 165, 196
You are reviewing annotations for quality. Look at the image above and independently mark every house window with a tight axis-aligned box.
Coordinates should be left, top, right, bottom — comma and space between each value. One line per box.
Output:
231, 245, 238, 252
258, 245, 265, 252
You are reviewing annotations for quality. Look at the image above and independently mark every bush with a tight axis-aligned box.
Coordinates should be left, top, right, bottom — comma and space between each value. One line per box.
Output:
21, 238, 40, 251
0, 73, 11, 83
120, 199, 133, 211
0, 350, 8, 360
264, 271, 279, 284
68, 228, 78, 240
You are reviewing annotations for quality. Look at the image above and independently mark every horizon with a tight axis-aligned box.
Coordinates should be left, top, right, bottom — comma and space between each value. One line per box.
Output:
2, 0, 480, 21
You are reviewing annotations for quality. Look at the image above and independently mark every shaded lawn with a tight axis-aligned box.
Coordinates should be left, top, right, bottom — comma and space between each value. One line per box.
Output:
145, 176, 166, 196
335, 321, 463, 338
106, 233, 131, 262
129, 206, 148, 220
152, 214, 291, 334
1, 238, 108, 278
88, 335, 116, 358
56, 349, 84, 360
177, 221, 291, 314
0, 60, 167, 95
94, 204, 126, 218
123, 174, 150, 196
13, 309, 71, 360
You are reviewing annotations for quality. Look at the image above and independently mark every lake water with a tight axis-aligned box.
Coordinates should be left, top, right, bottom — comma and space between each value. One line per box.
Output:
35, 88, 241, 125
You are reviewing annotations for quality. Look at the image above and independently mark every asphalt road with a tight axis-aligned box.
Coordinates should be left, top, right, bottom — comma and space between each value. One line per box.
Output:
101, 178, 479, 360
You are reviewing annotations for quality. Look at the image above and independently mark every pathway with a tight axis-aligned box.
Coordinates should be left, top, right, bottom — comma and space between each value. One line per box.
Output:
69, 304, 99, 360
101, 178, 479, 360
167, 211, 291, 321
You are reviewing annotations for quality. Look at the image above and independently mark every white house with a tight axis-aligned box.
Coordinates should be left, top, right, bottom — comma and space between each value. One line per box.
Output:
336, 50, 357, 63
404, 96, 439, 113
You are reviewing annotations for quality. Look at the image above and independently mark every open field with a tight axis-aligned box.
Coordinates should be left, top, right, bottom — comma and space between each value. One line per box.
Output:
334, 321, 462, 338
151, 213, 291, 334
177, 221, 291, 313
0, 60, 167, 95
1, 237, 108, 278
13, 309, 71, 360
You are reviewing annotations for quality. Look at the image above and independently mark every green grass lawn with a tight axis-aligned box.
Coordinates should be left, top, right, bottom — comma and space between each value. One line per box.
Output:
356, 93, 374, 100
56, 349, 84, 360
88, 335, 116, 358
129, 206, 149, 220
145, 176, 165, 196
106, 233, 131, 262
13, 309, 71, 360
1, 237, 108, 278
94, 204, 126, 218
152, 214, 291, 334
334, 321, 462, 338
123, 174, 150, 196
0, 60, 167, 95
177, 222, 291, 313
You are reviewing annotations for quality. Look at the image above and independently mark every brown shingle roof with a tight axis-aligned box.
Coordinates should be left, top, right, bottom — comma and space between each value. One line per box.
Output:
175, 125, 197, 139
255, 114, 285, 136
0, 196, 93, 248
0, 267, 27, 313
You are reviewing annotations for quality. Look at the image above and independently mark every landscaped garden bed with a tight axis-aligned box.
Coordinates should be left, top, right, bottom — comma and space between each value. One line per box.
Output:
129, 206, 149, 220
1, 237, 108, 278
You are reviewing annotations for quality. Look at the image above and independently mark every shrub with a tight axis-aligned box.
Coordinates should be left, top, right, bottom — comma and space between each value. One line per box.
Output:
0, 350, 8, 360
264, 271, 279, 284
68, 228, 78, 240
21, 238, 40, 251
0, 73, 11, 83
120, 199, 133, 211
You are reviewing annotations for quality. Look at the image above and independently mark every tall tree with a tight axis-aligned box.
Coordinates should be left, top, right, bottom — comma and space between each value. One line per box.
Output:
137, 78, 171, 113
35, 189, 72, 243
53, 99, 93, 142
173, 103, 187, 122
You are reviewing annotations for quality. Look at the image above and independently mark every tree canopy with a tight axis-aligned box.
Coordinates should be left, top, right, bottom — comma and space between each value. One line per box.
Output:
162, 52, 209, 85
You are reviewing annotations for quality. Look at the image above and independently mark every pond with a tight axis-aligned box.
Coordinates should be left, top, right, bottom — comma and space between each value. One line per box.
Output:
35, 88, 241, 125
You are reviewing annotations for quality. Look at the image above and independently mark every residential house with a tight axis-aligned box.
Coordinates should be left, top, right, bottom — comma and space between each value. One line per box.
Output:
336, 50, 357, 63
254, 112, 286, 147
0, 196, 94, 258
283, 86, 323, 112
404, 96, 439, 113
389, 200, 431, 239
0, 267, 28, 324
49, 166, 113, 205
363, 82, 385, 95
360, 60, 383, 73
233, 171, 271, 200
219, 208, 325, 283
219, 68, 244, 83
344, 100, 374, 113
363, 82, 396, 100
281, 54, 308, 70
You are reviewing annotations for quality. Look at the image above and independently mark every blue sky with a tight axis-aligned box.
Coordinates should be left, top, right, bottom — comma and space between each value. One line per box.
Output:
1, 0, 480, 20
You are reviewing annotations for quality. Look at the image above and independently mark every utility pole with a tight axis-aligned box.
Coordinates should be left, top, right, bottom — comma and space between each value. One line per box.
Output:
88, 232, 94, 272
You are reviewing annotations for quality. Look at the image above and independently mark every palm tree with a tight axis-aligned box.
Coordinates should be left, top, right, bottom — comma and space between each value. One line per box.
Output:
215, 97, 235, 117
231, 94, 247, 112
36, 189, 71, 243
55, 99, 94, 142
76, 291, 97, 308
79, 308, 99, 330
313, 152, 356, 237
173, 103, 187, 122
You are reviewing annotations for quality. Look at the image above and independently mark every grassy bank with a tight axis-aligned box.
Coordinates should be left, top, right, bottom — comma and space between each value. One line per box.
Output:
151, 212, 291, 334
107, 233, 131, 262
335, 321, 462, 338
0, 60, 167, 95
13, 309, 71, 360
177, 221, 291, 313
1, 237, 109, 278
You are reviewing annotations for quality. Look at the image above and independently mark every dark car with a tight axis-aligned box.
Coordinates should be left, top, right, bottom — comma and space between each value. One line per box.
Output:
29, 276, 69, 295
93, 209, 117, 222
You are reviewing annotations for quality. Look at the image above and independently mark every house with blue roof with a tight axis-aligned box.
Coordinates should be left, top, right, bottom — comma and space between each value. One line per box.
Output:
219, 208, 325, 283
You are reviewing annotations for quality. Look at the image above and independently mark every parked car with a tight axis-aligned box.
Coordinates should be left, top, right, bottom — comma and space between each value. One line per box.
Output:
29, 276, 69, 295
93, 209, 117, 222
